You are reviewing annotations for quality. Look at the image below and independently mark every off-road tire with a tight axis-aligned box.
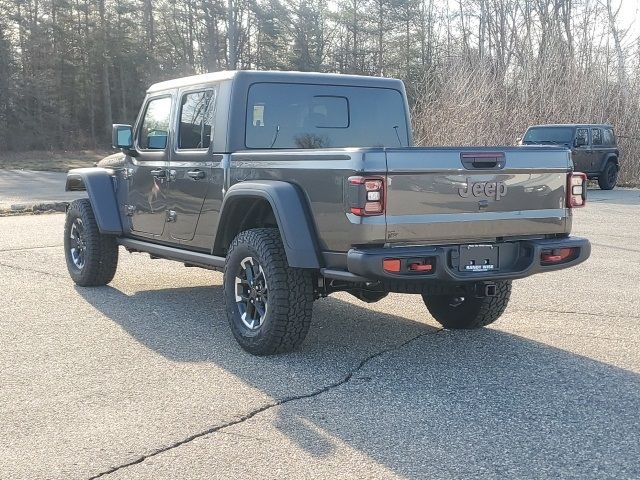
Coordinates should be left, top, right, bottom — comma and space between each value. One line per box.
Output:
422, 281, 512, 329
223, 228, 314, 355
598, 161, 618, 190
64, 199, 119, 286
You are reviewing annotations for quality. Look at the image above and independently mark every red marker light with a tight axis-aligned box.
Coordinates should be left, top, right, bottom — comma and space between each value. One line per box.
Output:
383, 258, 401, 272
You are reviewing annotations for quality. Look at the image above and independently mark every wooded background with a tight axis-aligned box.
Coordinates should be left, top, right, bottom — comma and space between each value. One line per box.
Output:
1, 0, 639, 183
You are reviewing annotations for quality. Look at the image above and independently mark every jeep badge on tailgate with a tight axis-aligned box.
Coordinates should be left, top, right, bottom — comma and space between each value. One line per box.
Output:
458, 177, 507, 200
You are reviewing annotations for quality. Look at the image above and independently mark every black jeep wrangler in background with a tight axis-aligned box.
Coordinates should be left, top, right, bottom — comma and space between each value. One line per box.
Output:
520, 124, 620, 190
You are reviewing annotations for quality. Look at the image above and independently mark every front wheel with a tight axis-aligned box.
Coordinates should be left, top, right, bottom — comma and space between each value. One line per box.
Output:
64, 199, 119, 286
422, 281, 511, 329
223, 228, 314, 355
598, 162, 618, 190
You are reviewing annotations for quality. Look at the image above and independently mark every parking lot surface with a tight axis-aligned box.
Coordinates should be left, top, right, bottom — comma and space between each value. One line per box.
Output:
1, 188, 639, 479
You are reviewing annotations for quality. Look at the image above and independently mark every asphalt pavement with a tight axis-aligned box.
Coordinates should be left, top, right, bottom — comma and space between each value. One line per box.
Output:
0, 188, 639, 479
0, 170, 84, 212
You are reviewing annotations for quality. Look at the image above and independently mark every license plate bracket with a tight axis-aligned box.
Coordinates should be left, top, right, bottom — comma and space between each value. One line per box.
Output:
459, 244, 499, 272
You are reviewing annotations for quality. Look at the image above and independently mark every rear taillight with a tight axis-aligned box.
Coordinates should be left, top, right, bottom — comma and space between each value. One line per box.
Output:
348, 176, 385, 216
567, 172, 587, 208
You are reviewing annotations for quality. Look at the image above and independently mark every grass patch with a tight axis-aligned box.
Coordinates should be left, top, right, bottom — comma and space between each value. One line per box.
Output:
0, 150, 110, 172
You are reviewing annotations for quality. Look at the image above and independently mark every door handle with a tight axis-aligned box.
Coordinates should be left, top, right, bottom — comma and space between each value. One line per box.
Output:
150, 168, 167, 178
187, 169, 205, 180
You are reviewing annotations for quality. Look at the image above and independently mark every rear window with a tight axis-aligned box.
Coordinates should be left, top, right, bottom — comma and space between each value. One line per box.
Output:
523, 127, 574, 145
245, 83, 408, 149
603, 128, 616, 146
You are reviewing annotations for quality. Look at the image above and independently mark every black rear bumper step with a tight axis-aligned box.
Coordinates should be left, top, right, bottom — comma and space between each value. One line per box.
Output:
323, 237, 591, 284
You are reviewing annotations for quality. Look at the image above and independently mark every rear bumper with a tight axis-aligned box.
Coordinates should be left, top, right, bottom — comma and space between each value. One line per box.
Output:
321, 237, 590, 284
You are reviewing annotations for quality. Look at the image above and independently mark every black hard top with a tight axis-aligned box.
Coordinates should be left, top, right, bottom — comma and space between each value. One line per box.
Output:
147, 70, 405, 93
528, 123, 613, 129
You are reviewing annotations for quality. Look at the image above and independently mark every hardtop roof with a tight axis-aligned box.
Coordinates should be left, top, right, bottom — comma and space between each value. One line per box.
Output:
146, 70, 404, 93
527, 123, 613, 129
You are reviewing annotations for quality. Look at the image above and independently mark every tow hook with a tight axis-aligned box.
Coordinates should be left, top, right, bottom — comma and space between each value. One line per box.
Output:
476, 283, 497, 297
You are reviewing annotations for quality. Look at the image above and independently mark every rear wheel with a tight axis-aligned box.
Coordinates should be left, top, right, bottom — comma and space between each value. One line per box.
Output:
64, 199, 119, 286
422, 281, 511, 329
223, 228, 314, 355
598, 161, 618, 190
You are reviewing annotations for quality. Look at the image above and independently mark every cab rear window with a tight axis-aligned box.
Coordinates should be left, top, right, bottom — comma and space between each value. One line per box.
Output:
245, 83, 408, 149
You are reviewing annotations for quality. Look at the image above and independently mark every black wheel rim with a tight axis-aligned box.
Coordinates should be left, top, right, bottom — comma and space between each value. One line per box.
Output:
608, 165, 617, 185
234, 256, 268, 330
69, 218, 86, 269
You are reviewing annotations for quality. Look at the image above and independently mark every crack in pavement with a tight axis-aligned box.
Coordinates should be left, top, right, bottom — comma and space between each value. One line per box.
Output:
0, 261, 67, 279
0, 244, 62, 252
87, 329, 438, 479
511, 308, 640, 321
590, 242, 640, 254
507, 328, 640, 344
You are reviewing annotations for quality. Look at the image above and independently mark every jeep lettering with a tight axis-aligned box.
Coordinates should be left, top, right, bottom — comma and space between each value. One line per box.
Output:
458, 178, 507, 200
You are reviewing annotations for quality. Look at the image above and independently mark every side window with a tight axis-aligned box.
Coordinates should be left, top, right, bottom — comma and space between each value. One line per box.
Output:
576, 128, 589, 147
139, 97, 172, 150
603, 128, 615, 146
178, 89, 218, 150
592, 128, 603, 146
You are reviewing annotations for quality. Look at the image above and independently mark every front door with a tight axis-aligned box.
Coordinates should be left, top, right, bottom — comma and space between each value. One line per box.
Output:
128, 95, 173, 236
166, 87, 219, 241
572, 127, 591, 173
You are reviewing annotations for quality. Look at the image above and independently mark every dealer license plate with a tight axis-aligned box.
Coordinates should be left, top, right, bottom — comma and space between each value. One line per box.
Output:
459, 244, 499, 272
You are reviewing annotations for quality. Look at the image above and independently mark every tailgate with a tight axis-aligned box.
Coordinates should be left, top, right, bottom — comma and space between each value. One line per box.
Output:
384, 147, 571, 244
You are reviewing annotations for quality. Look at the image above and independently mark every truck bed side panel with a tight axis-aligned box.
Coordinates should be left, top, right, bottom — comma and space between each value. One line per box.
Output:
228, 149, 387, 253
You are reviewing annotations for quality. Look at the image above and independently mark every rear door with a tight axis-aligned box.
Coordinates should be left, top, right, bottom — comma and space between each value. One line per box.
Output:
127, 95, 173, 237
384, 147, 570, 244
590, 127, 605, 173
166, 86, 220, 241
572, 127, 591, 173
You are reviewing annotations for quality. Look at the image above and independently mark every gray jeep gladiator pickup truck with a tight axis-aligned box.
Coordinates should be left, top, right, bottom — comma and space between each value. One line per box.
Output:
64, 70, 591, 355
520, 124, 620, 190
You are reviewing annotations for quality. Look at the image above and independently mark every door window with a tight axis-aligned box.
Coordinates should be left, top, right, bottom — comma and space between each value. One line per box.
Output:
592, 128, 603, 146
139, 96, 172, 150
575, 128, 589, 147
178, 89, 218, 150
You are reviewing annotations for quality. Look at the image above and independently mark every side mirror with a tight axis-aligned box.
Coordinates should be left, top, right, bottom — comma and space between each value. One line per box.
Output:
574, 137, 587, 148
112, 124, 133, 149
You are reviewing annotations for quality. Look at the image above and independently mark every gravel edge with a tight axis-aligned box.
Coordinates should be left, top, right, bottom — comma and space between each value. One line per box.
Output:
0, 201, 68, 216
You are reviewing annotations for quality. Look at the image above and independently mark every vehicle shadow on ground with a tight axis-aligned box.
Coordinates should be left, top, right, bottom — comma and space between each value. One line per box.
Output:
77, 284, 640, 478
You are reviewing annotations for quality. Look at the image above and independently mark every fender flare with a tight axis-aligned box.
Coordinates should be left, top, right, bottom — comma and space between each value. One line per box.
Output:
65, 168, 123, 235
596, 153, 619, 174
216, 181, 321, 269
604, 153, 619, 166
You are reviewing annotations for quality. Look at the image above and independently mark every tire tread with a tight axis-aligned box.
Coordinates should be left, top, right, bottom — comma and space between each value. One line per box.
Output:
423, 281, 511, 329
598, 161, 618, 190
64, 199, 118, 286
224, 228, 314, 355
